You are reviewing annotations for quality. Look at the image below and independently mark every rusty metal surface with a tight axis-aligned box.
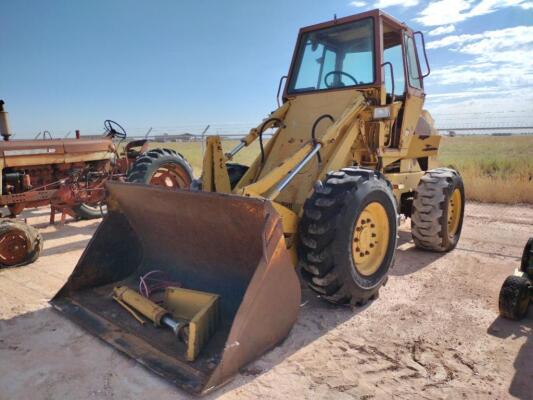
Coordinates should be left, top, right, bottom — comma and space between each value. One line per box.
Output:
0, 228, 29, 266
0, 138, 112, 157
51, 182, 301, 395
0, 219, 42, 268
0, 189, 58, 205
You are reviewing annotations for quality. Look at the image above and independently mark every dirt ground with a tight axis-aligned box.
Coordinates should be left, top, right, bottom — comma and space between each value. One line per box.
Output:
0, 203, 532, 400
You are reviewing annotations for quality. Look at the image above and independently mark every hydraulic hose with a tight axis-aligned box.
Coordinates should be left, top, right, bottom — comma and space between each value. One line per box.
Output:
311, 114, 334, 163
258, 117, 283, 165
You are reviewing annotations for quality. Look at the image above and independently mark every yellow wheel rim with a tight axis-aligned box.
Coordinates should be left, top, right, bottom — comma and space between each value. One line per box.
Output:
352, 202, 390, 276
447, 188, 462, 238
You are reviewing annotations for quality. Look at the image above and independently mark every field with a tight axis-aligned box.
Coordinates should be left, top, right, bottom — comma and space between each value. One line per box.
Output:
140, 134, 533, 204
439, 135, 533, 204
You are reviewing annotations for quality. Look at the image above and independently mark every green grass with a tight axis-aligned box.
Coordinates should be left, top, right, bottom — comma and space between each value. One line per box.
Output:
138, 135, 533, 204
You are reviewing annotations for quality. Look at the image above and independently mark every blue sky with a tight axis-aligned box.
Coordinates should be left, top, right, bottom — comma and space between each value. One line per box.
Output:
1, 0, 532, 137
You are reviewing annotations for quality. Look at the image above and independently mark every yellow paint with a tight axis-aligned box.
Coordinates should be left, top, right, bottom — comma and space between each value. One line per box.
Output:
447, 188, 462, 237
164, 287, 219, 362
201, 136, 231, 193
352, 202, 390, 276
196, 15, 448, 248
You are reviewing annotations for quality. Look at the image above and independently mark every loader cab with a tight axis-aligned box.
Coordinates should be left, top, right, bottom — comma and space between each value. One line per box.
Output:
284, 10, 429, 147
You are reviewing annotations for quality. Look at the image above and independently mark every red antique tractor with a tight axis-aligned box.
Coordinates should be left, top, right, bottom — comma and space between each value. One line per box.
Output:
0, 100, 193, 267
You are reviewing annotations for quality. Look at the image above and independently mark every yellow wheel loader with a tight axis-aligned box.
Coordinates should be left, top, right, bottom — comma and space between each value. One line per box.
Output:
52, 9, 465, 395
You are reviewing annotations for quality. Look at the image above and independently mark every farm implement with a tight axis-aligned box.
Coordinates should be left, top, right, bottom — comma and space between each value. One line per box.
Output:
0, 100, 192, 267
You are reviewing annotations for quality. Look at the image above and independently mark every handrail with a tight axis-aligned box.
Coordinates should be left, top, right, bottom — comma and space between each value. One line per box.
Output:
381, 62, 395, 103
414, 31, 430, 78
276, 75, 288, 107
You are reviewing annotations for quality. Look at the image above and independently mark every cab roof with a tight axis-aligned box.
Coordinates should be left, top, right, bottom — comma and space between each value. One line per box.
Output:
298, 9, 411, 35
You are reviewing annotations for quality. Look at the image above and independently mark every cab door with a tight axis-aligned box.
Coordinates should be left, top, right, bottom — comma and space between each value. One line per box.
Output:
400, 32, 426, 138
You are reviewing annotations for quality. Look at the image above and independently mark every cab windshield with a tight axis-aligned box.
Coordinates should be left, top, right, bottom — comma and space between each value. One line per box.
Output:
287, 18, 375, 94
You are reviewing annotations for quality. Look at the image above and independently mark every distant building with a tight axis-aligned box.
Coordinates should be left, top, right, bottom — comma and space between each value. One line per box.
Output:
81, 134, 105, 140
153, 133, 198, 142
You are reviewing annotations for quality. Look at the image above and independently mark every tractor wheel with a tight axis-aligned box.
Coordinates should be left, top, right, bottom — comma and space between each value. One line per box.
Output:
499, 275, 531, 320
521, 238, 533, 276
72, 203, 105, 220
298, 167, 398, 305
0, 220, 42, 268
411, 168, 465, 252
127, 148, 193, 189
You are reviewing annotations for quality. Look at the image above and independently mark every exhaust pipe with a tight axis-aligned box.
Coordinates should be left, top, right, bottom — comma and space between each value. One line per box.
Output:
0, 100, 12, 141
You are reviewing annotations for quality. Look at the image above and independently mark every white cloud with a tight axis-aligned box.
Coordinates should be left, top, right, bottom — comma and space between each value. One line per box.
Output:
416, 0, 533, 26
425, 25, 533, 106
425, 23, 533, 100
425, 86, 533, 129
427, 26, 533, 52
373, 0, 419, 8
428, 62, 533, 86
427, 32, 483, 49
416, 0, 471, 26
349, 1, 368, 6
422, 13, 533, 126
427, 86, 510, 100
428, 25, 456, 36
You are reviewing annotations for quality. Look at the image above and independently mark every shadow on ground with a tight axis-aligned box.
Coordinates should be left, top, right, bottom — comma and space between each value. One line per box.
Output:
487, 313, 533, 400
390, 230, 446, 276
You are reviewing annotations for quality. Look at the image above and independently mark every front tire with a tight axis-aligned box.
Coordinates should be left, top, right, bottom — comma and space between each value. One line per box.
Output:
411, 168, 465, 252
298, 168, 398, 305
0, 220, 42, 268
499, 275, 530, 320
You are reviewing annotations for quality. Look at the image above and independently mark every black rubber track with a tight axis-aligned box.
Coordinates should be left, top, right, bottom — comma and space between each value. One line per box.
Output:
298, 167, 398, 305
127, 148, 193, 186
498, 275, 530, 320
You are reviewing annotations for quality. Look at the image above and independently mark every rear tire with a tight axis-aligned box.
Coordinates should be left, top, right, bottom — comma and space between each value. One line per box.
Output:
127, 148, 193, 188
499, 275, 530, 320
411, 168, 465, 252
72, 203, 105, 220
0, 220, 42, 268
298, 168, 398, 305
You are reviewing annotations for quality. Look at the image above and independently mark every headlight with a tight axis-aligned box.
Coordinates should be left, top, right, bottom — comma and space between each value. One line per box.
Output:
373, 107, 391, 119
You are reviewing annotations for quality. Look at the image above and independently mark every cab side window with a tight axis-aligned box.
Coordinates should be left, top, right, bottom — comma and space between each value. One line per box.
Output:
383, 43, 405, 96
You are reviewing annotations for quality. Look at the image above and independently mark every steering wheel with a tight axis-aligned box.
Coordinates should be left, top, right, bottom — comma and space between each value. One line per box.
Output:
104, 120, 127, 139
324, 71, 358, 88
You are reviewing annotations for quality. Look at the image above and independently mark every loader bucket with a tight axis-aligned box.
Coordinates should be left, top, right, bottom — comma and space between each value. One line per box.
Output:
51, 182, 301, 395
